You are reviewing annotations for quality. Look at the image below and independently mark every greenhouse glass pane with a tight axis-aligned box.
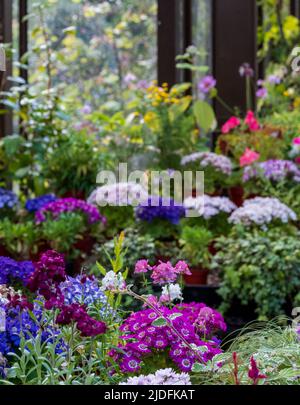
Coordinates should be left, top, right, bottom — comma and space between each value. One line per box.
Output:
28, 0, 157, 112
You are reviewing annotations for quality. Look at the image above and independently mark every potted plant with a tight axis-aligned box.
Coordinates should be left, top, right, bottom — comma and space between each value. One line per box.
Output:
179, 225, 213, 285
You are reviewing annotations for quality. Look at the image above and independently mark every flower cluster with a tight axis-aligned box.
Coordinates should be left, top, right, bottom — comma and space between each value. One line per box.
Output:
181, 152, 232, 175
221, 111, 260, 134
35, 198, 105, 224
221, 116, 241, 134
25, 194, 57, 213
27, 250, 66, 304
184, 195, 237, 220
240, 148, 260, 167
120, 368, 191, 385
0, 299, 65, 357
60, 275, 108, 306
243, 159, 300, 183
0, 188, 18, 211
56, 303, 107, 337
228, 197, 297, 227
134, 259, 190, 285
87, 182, 148, 207
135, 196, 185, 225
101, 271, 126, 292
146, 81, 184, 106
110, 303, 225, 373
0, 256, 34, 285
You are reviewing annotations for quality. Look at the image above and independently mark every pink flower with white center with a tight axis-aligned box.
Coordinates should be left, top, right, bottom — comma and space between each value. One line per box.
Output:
134, 259, 152, 274
239, 148, 260, 167
174, 260, 191, 276
151, 261, 177, 285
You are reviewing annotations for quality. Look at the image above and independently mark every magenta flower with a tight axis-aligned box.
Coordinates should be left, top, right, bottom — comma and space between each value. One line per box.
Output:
293, 137, 300, 145
256, 87, 268, 99
244, 110, 260, 132
198, 75, 216, 94
239, 148, 260, 167
221, 116, 241, 134
134, 259, 152, 274
35, 198, 105, 224
248, 356, 267, 385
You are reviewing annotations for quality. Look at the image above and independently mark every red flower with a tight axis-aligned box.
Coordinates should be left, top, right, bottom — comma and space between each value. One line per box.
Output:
248, 356, 267, 385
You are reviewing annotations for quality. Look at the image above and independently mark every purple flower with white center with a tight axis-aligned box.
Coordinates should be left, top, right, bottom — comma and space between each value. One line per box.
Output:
229, 197, 297, 228
25, 194, 57, 213
35, 198, 105, 224
239, 63, 254, 77
198, 75, 216, 95
243, 160, 300, 183
184, 195, 237, 219
110, 303, 225, 374
0, 188, 18, 210
135, 196, 185, 225
181, 152, 233, 175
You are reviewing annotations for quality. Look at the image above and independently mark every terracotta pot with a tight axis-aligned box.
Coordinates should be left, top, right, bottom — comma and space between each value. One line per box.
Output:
184, 267, 209, 286
228, 186, 244, 207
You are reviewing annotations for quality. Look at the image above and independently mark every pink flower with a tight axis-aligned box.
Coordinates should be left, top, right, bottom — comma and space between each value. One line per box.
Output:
143, 295, 160, 308
239, 148, 260, 167
174, 260, 191, 276
135, 259, 152, 274
151, 261, 177, 285
221, 116, 241, 134
293, 137, 300, 145
244, 110, 260, 132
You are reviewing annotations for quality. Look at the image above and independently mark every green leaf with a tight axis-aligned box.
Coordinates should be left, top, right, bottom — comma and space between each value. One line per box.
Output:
152, 317, 167, 327
96, 261, 106, 276
193, 100, 217, 132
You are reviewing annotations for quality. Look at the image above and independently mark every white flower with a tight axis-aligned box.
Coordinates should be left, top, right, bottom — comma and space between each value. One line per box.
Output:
87, 182, 148, 207
101, 271, 126, 292
184, 195, 237, 219
229, 197, 297, 227
120, 368, 192, 385
181, 152, 232, 175
161, 283, 182, 301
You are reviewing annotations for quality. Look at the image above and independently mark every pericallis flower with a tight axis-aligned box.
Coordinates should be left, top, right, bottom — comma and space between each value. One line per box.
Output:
184, 195, 237, 220
109, 303, 226, 374
135, 196, 185, 225
87, 182, 148, 207
181, 152, 233, 175
228, 197, 297, 228
243, 160, 300, 183
160, 284, 182, 303
35, 198, 106, 224
25, 194, 57, 213
0, 256, 35, 285
119, 368, 192, 385
0, 188, 18, 210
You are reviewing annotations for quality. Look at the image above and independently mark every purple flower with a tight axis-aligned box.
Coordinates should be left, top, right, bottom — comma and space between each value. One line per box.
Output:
267, 74, 281, 85
134, 260, 152, 274
25, 194, 57, 213
243, 160, 300, 183
256, 87, 268, 99
239, 63, 254, 77
198, 75, 216, 95
135, 196, 185, 225
0, 188, 18, 210
35, 198, 106, 224
181, 152, 233, 175
0, 256, 34, 285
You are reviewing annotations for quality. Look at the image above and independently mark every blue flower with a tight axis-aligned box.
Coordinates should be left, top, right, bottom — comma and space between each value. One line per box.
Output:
25, 194, 57, 213
0, 256, 35, 285
135, 196, 185, 225
0, 188, 18, 210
